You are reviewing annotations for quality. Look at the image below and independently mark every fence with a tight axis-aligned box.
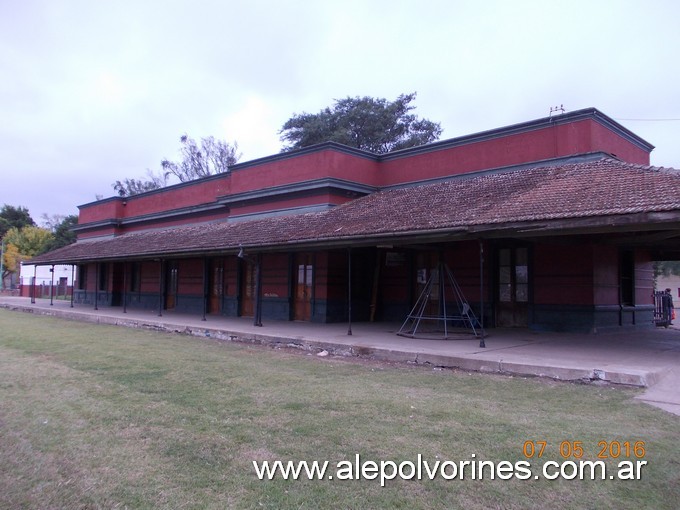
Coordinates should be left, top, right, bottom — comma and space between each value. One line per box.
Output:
20, 279, 74, 300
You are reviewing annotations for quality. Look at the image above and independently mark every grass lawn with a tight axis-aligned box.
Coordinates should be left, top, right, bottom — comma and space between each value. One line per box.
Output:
0, 308, 678, 509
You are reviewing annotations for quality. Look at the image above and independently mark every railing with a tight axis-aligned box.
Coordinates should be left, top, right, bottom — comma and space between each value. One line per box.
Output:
653, 291, 674, 327
20, 282, 74, 300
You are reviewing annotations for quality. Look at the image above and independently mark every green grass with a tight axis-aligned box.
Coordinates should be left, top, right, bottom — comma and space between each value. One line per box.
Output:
0, 308, 678, 509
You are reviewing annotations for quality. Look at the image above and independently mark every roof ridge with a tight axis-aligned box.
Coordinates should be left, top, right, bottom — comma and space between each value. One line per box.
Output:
598, 156, 680, 174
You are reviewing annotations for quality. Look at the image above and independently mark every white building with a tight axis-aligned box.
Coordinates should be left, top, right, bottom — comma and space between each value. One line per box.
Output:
656, 274, 680, 300
20, 263, 75, 287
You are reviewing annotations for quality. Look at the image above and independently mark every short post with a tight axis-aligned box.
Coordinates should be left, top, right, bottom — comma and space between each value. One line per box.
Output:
50, 265, 55, 305
31, 265, 36, 304
70, 265, 75, 308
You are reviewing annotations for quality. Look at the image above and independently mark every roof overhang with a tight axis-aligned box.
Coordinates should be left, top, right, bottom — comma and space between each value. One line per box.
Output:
29, 209, 680, 266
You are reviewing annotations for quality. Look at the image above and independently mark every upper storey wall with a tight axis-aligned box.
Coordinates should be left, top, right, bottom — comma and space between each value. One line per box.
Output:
377, 116, 651, 186
229, 148, 381, 194
75, 108, 653, 239
78, 173, 231, 226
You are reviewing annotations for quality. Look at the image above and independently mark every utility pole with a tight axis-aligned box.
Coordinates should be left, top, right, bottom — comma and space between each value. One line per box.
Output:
0, 238, 5, 291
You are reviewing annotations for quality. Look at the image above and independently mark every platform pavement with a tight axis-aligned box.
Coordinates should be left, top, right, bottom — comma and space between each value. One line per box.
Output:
0, 296, 679, 416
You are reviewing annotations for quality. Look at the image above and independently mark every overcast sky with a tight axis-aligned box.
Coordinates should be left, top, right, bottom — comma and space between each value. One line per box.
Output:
2, 0, 679, 223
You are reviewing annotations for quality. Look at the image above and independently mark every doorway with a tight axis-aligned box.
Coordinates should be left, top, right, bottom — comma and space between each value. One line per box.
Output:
240, 258, 256, 317
293, 253, 314, 321
496, 247, 529, 327
209, 259, 224, 314
165, 262, 178, 310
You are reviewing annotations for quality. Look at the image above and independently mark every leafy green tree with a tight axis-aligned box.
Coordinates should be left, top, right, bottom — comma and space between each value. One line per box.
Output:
655, 261, 680, 277
41, 214, 78, 252
0, 204, 35, 239
279, 92, 443, 154
1, 243, 20, 283
4, 226, 54, 258
2, 226, 54, 282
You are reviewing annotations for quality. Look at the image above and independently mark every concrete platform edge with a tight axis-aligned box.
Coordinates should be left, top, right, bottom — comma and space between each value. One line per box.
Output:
0, 302, 656, 388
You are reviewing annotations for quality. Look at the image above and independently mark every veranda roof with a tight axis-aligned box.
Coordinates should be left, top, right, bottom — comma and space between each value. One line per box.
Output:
30, 157, 680, 265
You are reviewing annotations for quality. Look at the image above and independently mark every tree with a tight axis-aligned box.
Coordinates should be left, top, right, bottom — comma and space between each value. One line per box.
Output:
161, 135, 241, 183
2, 226, 54, 283
0, 204, 35, 239
113, 169, 168, 197
655, 261, 680, 277
1, 243, 20, 282
111, 135, 241, 196
279, 92, 443, 154
41, 214, 78, 252
4, 226, 54, 258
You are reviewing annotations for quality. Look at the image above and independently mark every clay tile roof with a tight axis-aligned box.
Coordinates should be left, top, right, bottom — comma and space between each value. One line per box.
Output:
30, 157, 680, 264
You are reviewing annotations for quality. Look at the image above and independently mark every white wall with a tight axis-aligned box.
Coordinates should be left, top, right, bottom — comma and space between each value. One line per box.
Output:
656, 274, 680, 300
19, 263, 75, 286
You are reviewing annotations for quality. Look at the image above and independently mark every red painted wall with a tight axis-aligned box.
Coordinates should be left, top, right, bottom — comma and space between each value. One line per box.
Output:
230, 193, 351, 217
224, 257, 238, 297
261, 253, 290, 298
313, 252, 330, 300
140, 261, 161, 293
120, 210, 230, 233
177, 259, 204, 295
378, 119, 649, 187
533, 243, 595, 306
442, 242, 484, 302
319, 251, 351, 301
78, 199, 125, 224
122, 176, 230, 218
592, 245, 619, 305
78, 226, 121, 239
590, 122, 650, 165
379, 250, 410, 303
82, 264, 96, 292
230, 150, 381, 194
78, 175, 231, 232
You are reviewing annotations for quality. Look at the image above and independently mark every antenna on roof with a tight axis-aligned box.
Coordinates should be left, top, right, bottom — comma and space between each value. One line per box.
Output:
549, 104, 565, 117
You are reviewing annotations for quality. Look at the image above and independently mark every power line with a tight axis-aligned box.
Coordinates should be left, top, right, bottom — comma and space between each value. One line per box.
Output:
615, 117, 680, 122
